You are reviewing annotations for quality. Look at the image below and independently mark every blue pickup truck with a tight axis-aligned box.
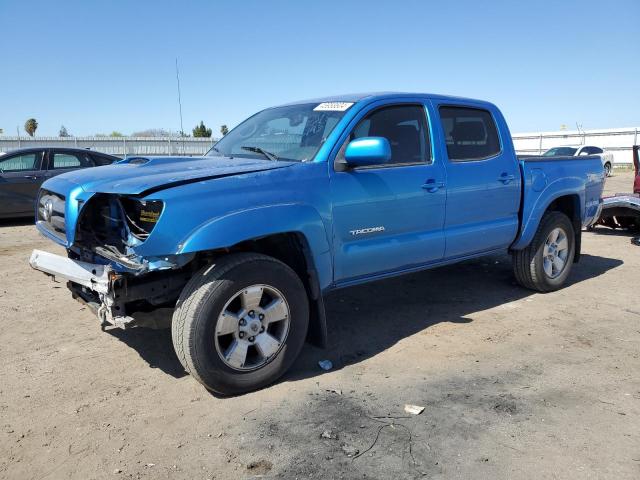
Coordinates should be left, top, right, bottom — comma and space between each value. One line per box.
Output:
30, 93, 604, 394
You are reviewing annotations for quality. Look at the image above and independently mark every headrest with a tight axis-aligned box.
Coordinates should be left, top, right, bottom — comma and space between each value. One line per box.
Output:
388, 124, 419, 142
452, 121, 486, 142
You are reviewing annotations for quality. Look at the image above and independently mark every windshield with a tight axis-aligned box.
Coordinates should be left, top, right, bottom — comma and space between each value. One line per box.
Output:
206, 103, 352, 162
543, 147, 577, 157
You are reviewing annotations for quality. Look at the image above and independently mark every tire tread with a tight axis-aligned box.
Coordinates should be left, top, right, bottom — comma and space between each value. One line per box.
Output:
512, 211, 574, 292
171, 253, 294, 388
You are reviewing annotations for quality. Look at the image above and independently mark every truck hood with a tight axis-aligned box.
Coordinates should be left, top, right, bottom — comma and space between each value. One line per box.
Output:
55, 156, 295, 195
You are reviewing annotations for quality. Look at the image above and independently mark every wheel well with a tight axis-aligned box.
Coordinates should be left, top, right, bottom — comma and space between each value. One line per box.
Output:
202, 232, 327, 347
545, 195, 582, 262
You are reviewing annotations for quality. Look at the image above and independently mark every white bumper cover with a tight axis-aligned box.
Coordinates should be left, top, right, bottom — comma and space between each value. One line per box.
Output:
29, 249, 111, 294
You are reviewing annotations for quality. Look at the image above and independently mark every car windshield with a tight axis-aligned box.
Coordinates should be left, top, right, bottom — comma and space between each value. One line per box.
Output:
206, 103, 352, 162
543, 147, 577, 156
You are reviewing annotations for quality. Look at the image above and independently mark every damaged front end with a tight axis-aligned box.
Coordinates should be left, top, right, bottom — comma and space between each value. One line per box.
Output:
30, 249, 193, 329
32, 191, 197, 329
73, 193, 177, 271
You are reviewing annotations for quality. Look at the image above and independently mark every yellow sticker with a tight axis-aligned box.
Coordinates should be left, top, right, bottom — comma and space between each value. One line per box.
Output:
140, 210, 160, 223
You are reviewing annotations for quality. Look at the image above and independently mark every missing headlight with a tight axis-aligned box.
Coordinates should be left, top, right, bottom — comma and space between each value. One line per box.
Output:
119, 198, 164, 240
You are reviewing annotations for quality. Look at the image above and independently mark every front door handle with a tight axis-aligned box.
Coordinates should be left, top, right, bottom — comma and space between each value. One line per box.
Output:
498, 173, 516, 184
23, 175, 38, 180
422, 179, 445, 192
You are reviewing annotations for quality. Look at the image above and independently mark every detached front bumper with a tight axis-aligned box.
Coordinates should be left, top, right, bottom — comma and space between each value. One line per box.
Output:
29, 249, 112, 294
29, 249, 135, 328
30, 249, 187, 330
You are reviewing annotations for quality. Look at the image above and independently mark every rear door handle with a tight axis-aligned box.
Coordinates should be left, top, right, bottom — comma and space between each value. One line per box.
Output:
422, 179, 445, 192
23, 175, 38, 180
498, 173, 516, 184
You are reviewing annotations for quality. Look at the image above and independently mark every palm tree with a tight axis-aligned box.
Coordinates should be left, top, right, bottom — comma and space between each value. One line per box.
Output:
24, 118, 38, 137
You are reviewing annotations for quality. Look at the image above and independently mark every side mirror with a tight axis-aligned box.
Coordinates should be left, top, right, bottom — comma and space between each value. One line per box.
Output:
343, 137, 391, 168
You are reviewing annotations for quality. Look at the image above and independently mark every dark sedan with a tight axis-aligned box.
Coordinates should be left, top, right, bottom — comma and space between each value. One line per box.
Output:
0, 147, 119, 219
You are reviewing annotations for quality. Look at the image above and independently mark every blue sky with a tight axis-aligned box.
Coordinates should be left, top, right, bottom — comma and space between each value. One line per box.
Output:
1, 0, 638, 136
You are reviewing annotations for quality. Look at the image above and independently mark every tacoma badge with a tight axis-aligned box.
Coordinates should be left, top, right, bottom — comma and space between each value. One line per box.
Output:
349, 226, 385, 236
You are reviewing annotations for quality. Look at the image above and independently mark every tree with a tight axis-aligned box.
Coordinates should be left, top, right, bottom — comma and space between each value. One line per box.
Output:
220, 124, 229, 136
192, 121, 212, 138
59, 125, 70, 137
24, 118, 38, 137
109, 131, 124, 137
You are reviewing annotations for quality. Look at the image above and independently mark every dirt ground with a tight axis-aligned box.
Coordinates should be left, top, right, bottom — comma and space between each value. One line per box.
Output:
1, 171, 638, 480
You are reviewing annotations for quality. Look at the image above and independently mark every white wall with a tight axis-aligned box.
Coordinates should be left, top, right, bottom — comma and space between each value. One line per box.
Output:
512, 127, 639, 165
0, 136, 218, 157
2, 127, 638, 164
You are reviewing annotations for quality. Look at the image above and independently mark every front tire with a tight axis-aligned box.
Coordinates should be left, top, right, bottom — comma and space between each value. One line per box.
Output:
172, 253, 309, 395
512, 211, 575, 292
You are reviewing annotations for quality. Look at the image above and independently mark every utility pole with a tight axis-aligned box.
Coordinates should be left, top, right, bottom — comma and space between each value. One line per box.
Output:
176, 58, 185, 156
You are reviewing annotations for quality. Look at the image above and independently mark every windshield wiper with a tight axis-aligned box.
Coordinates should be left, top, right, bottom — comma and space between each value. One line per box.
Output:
241, 146, 279, 161
205, 145, 221, 157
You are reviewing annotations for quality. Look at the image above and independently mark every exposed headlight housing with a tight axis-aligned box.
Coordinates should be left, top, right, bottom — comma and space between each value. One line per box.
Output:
119, 198, 164, 241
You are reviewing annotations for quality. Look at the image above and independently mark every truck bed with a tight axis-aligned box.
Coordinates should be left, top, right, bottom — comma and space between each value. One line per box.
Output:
512, 154, 604, 250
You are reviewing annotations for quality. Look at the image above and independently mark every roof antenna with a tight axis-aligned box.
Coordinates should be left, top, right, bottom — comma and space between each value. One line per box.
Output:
175, 58, 185, 156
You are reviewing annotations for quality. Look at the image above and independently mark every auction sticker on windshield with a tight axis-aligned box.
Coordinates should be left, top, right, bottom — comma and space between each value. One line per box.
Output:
313, 102, 354, 111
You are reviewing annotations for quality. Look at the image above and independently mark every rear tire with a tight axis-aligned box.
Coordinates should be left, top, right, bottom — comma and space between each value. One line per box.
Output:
512, 211, 575, 292
172, 253, 309, 395
604, 162, 612, 177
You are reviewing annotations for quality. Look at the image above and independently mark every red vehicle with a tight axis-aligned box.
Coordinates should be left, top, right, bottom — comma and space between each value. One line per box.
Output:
634, 145, 639, 194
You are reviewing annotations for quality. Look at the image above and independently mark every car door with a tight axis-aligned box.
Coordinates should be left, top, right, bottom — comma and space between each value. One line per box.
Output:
330, 101, 447, 283
0, 150, 46, 218
46, 149, 95, 178
434, 103, 521, 258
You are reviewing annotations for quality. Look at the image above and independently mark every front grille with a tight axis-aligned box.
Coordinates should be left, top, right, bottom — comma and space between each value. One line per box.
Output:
37, 190, 66, 241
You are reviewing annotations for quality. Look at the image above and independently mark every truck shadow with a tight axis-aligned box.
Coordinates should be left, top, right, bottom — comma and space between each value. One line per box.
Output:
288, 252, 622, 381
107, 324, 187, 378
105, 252, 622, 384
0, 217, 35, 227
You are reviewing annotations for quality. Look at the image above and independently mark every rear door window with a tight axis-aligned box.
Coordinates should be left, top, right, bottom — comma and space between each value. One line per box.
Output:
584, 147, 603, 155
51, 152, 94, 169
439, 106, 501, 161
91, 153, 117, 166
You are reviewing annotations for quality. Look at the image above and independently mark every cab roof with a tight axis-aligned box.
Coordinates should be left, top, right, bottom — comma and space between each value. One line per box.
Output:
278, 91, 492, 107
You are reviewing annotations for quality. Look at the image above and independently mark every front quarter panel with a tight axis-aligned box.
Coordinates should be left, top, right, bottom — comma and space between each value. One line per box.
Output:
131, 162, 334, 289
